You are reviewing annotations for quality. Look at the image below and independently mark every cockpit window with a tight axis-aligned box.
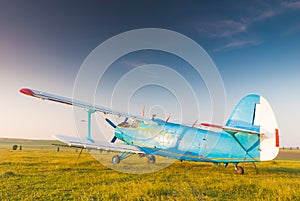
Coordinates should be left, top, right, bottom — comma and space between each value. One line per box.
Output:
117, 119, 140, 128
118, 122, 130, 128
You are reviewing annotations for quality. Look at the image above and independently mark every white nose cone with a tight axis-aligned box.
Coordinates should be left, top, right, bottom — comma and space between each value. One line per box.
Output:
254, 96, 279, 161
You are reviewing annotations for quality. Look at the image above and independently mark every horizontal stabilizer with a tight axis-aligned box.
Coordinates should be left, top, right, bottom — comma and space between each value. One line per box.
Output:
200, 123, 261, 135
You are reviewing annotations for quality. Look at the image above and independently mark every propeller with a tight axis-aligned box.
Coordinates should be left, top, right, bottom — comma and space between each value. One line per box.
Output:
105, 118, 118, 143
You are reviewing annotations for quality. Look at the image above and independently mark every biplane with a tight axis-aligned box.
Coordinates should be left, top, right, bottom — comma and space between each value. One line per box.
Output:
20, 88, 279, 174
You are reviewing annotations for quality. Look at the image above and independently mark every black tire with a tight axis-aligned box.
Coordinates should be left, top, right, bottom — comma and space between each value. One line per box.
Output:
147, 155, 156, 164
112, 155, 120, 164
235, 166, 244, 175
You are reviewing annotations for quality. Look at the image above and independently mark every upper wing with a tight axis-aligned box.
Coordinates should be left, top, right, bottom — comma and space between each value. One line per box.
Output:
20, 88, 149, 121
53, 134, 144, 153
20, 88, 148, 154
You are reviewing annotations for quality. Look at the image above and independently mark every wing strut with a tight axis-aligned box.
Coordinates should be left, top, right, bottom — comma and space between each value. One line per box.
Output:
86, 109, 95, 143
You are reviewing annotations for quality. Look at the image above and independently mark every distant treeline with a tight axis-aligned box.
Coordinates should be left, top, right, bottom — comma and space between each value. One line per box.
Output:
281, 147, 300, 150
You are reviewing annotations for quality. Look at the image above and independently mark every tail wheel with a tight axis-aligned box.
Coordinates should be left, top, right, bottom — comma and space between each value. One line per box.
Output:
235, 166, 244, 175
147, 155, 156, 164
112, 155, 120, 164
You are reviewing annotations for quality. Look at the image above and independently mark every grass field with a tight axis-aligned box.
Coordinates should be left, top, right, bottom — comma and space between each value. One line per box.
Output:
0, 139, 299, 200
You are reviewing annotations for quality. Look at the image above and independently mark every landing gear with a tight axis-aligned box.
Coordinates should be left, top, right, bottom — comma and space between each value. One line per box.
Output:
235, 165, 244, 175
147, 155, 156, 164
111, 152, 133, 164
111, 153, 156, 164
112, 155, 120, 164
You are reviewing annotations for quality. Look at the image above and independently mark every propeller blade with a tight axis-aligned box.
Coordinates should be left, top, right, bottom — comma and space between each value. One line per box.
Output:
124, 117, 128, 123
111, 136, 117, 143
105, 118, 118, 143
105, 118, 116, 128
165, 115, 171, 122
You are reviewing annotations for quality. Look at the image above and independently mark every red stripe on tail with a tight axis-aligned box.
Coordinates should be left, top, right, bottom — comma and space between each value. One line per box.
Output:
275, 128, 279, 147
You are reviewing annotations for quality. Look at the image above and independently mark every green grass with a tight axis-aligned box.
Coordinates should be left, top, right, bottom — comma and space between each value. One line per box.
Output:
0, 142, 299, 200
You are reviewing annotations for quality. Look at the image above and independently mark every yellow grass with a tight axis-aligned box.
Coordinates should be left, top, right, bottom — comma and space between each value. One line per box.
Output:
0, 142, 299, 200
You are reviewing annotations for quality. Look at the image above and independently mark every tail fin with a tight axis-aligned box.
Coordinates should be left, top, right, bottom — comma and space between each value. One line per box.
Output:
227, 94, 279, 161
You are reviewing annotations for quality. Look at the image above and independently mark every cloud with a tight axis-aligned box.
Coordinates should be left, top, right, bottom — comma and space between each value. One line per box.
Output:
196, 20, 247, 38
120, 60, 147, 68
284, 23, 300, 35
213, 39, 262, 52
281, 0, 300, 9
194, 1, 290, 39
192, 1, 300, 51
253, 9, 281, 21
195, 8, 281, 39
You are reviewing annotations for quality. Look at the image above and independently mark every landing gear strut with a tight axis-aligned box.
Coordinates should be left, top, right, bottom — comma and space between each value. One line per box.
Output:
111, 153, 156, 164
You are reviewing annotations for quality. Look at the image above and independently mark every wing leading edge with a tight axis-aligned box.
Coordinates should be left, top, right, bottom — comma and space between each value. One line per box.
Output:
19, 88, 149, 122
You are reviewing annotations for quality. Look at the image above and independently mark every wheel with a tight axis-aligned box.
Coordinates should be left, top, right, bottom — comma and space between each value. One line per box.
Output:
235, 166, 244, 175
112, 155, 120, 164
147, 155, 156, 164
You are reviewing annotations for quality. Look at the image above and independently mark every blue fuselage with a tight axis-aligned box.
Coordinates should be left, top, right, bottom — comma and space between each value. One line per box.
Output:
115, 118, 260, 163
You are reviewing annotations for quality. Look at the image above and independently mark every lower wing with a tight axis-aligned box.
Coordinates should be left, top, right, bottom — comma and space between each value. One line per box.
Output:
53, 134, 145, 154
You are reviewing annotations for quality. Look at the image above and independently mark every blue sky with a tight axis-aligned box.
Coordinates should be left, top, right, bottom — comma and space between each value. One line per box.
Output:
0, 0, 299, 147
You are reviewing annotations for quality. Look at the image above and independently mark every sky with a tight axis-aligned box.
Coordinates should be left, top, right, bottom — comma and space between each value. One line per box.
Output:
0, 0, 299, 147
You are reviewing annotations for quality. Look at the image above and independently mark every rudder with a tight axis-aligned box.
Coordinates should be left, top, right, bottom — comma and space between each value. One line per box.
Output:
226, 94, 279, 161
